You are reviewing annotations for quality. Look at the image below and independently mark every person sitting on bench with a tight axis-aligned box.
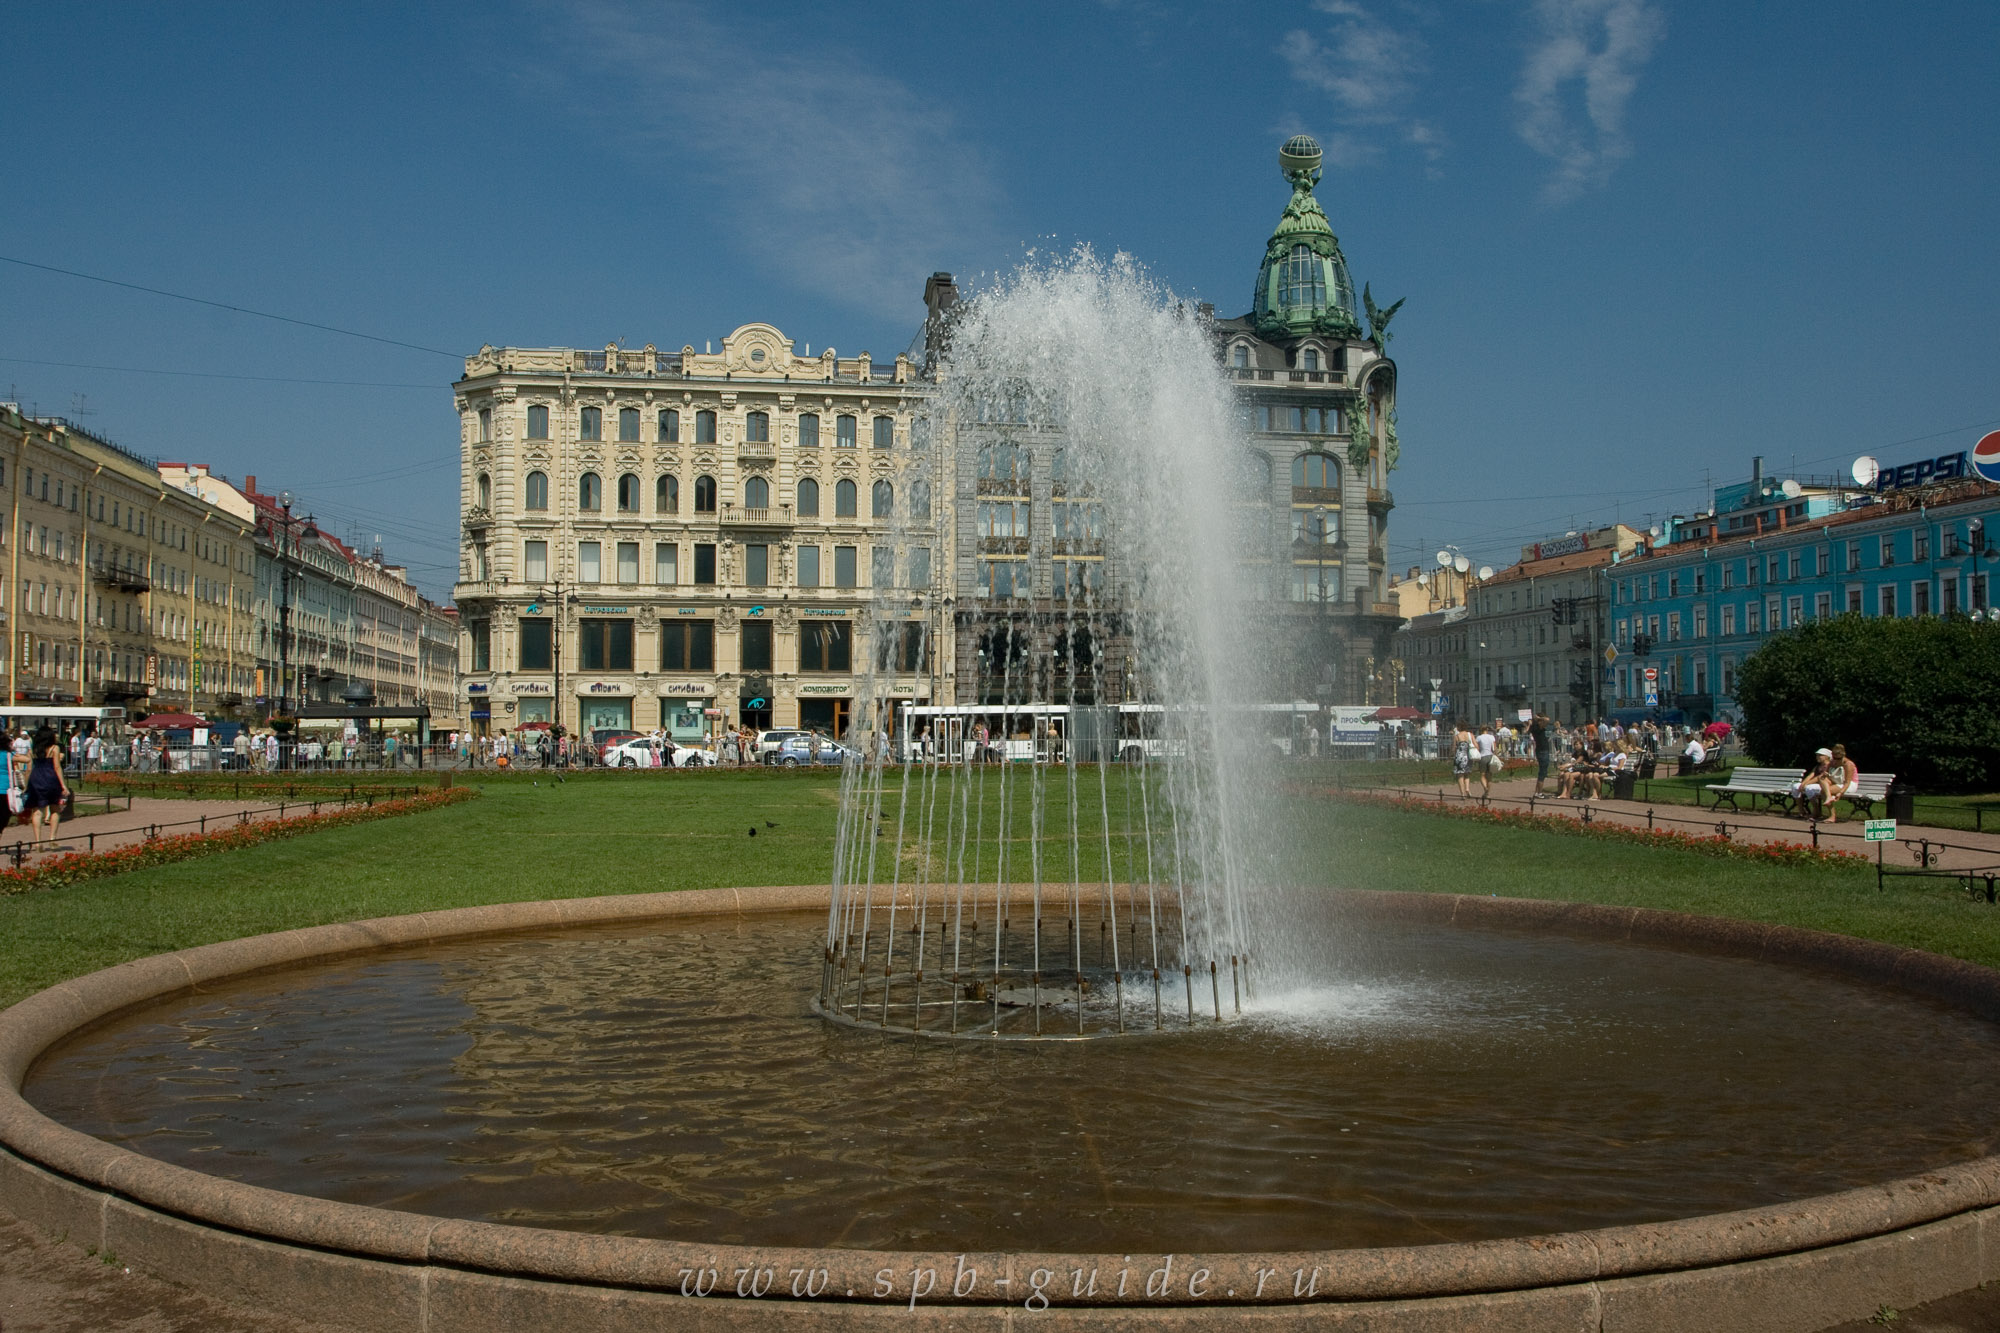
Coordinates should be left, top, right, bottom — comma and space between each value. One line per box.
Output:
1823, 744, 1859, 822
1790, 749, 1833, 818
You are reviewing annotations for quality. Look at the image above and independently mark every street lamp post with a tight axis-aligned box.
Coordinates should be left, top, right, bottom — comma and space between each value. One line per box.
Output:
276, 491, 294, 720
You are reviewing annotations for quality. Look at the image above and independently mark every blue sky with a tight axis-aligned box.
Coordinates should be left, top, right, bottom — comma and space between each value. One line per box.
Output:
3, 2, 1996, 600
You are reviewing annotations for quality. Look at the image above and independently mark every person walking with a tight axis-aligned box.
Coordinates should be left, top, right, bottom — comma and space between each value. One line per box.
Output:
21, 727, 69, 854
1473, 724, 1499, 800
1452, 721, 1475, 799
1529, 712, 1552, 795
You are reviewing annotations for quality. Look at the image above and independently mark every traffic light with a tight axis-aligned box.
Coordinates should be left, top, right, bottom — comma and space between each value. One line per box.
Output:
1551, 598, 1568, 624
1631, 633, 1652, 657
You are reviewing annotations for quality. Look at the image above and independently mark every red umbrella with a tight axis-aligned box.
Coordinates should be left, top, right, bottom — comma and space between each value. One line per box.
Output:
134, 712, 209, 729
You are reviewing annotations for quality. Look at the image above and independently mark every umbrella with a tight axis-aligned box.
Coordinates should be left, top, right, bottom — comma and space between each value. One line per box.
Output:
1367, 706, 1426, 722
134, 712, 208, 729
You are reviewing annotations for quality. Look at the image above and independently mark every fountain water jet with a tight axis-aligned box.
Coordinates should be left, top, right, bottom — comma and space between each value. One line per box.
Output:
816, 251, 1295, 1039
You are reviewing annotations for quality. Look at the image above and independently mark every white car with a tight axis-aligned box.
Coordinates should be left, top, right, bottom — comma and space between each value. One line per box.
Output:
603, 737, 666, 768
670, 743, 717, 768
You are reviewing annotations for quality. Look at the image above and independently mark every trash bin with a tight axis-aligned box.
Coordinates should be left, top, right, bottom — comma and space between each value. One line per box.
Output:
1638, 755, 1658, 780
1675, 755, 1694, 777
1886, 780, 1916, 824
1612, 770, 1638, 801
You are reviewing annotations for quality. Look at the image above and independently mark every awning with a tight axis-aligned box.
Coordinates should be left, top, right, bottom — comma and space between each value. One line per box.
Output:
1367, 706, 1426, 722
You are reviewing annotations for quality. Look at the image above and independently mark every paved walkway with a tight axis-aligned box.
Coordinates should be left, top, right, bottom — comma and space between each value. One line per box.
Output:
0, 795, 309, 866
1357, 772, 2000, 878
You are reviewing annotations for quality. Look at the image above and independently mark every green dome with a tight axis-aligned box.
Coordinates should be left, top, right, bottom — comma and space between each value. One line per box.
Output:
1252, 137, 1357, 340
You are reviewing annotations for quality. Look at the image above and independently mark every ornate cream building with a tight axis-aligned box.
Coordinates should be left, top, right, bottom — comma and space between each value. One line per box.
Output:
451, 329, 936, 739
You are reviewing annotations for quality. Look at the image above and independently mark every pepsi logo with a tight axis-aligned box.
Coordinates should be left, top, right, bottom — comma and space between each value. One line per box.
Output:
1972, 431, 2000, 484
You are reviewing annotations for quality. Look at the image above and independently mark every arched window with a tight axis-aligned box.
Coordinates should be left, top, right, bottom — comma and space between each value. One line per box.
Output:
798, 413, 820, 448
1292, 452, 1338, 492
476, 473, 490, 510
977, 441, 1026, 488
1302, 348, 1320, 371
580, 407, 602, 441
910, 479, 931, 519
656, 474, 679, 514
835, 478, 857, 518
797, 477, 820, 516
744, 476, 770, 509
525, 471, 549, 511
578, 472, 602, 511
696, 410, 717, 443
694, 475, 717, 513
836, 415, 857, 447
745, 411, 769, 442
1278, 243, 1326, 308
872, 480, 893, 518
1232, 344, 1249, 369
872, 416, 894, 448
618, 407, 640, 441
617, 473, 640, 512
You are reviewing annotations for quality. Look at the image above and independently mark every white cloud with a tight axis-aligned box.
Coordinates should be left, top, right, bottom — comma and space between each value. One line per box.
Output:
1515, 0, 1665, 201
1280, 1, 1444, 172
522, 3, 1005, 323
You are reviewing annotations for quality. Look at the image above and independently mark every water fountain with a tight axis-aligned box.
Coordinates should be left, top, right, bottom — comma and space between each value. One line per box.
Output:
817, 252, 1289, 1039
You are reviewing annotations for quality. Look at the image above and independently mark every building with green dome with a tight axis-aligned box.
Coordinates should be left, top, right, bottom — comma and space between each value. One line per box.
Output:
1211, 135, 1407, 709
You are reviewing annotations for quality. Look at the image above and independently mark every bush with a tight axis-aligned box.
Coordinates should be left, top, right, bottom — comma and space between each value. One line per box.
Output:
1734, 615, 2000, 793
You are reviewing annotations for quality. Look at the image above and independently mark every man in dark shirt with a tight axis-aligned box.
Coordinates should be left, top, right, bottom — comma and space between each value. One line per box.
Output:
1529, 713, 1552, 794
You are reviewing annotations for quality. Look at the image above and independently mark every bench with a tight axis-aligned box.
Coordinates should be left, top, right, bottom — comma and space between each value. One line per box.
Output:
1705, 767, 1804, 813
1840, 772, 1894, 819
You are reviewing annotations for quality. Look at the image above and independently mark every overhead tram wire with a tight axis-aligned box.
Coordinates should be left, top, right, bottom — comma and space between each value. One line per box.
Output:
0, 254, 463, 359
0, 355, 438, 390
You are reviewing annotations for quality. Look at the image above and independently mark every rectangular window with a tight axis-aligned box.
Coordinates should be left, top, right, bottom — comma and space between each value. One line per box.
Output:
578, 541, 602, 583
1720, 604, 1736, 637
1815, 591, 1832, 619
835, 415, 857, 447
519, 618, 553, 671
1914, 530, 1930, 561
1846, 540, 1860, 571
619, 407, 640, 442
578, 619, 634, 671
896, 623, 927, 673
1691, 605, 1707, 638
654, 542, 677, 584
907, 546, 931, 590
527, 405, 549, 439
1721, 565, 1733, 590
1746, 602, 1762, 634
696, 409, 716, 443
1877, 536, 1892, 567
1768, 558, 1781, 583
796, 545, 820, 588
523, 540, 548, 583
1615, 617, 1629, 644
1667, 612, 1681, 641
1767, 596, 1781, 630
1879, 584, 1897, 617
617, 541, 640, 584
871, 546, 894, 588
1912, 581, 1930, 615
1942, 577, 1959, 614
1788, 552, 1801, 579
580, 407, 602, 441
1818, 548, 1831, 575
694, 543, 716, 585
834, 545, 858, 588
745, 543, 769, 587
799, 621, 851, 672
470, 621, 490, 672
1848, 585, 1863, 613
981, 560, 1031, 599
659, 620, 714, 671
740, 619, 773, 672
1668, 573, 1680, 597
873, 416, 894, 448
477, 407, 492, 441
1054, 559, 1105, 600
1787, 595, 1803, 627
659, 408, 679, 442
978, 500, 1027, 538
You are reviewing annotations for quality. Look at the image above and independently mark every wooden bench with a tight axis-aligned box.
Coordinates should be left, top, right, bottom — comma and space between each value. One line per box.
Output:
1840, 772, 1894, 819
1705, 767, 1804, 813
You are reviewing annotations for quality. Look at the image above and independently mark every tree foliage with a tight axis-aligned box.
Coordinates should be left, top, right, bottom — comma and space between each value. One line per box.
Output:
1735, 615, 2000, 793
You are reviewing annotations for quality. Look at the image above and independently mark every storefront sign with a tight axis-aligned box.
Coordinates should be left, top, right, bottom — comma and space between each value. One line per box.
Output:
466, 682, 490, 695
657, 681, 716, 695
577, 680, 633, 696
1533, 534, 1590, 560
802, 608, 850, 617
511, 681, 553, 696
798, 684, 850, 695
1874, 452, 1967, 492
582, 605, 629, 614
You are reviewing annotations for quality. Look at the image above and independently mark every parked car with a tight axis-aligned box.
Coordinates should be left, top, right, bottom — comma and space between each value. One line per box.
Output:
671, 743, 717, 768
603, 736, 665, 768
773, 735, 852, 767
753, 728, 808, 763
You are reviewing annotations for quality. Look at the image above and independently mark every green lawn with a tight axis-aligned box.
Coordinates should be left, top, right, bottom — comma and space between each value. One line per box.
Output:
2, 766, 1998, 1008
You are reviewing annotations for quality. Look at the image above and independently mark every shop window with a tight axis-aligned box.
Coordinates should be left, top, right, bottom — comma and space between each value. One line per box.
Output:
873, 416, 894, 448
657, 474, 678, 514
694, 543, 716, 585
660, 620, 714, 671
524, 472, 548, 511
800, 621, 852, 672
835, 479, 857, 517
696, 410, 717, 443
527, 405, 549, 439
694, 475, 717, 513
799, 413, 820, 448
744, 476, 770, 509
872, 480, 893, 518
740, 620, 773, 672
580, 407, 602, 441
745, 411, 770, 442
619, 407, 640, 442
659, 408, 679, 442
579, 619, 634, 671
579, 472, 602, 511
617, 473, 640, 512
519, 619, 553, 671
797, 477, 820, 516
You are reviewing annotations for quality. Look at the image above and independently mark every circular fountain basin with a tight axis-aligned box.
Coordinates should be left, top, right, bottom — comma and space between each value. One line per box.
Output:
4, 887, 2000, 1331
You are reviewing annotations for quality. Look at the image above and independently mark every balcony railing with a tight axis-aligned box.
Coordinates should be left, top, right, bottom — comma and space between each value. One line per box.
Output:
90, 562, 151, 593
1366, 488, 1395, 510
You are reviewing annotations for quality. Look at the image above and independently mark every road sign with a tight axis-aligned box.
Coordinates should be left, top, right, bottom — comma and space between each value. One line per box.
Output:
1603, 645, 1618, 664
1864, 819, 1897, 842
1643, 690, 1659, 706
1643, 666, 1659, 682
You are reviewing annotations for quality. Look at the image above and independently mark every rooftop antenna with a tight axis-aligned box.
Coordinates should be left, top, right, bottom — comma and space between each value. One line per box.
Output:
1780, 479, 1803, 499
69, 392, 95, 418
1851, 456, 1880, 487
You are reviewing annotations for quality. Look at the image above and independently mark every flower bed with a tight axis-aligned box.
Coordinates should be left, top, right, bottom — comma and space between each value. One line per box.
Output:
0, 786, 478, 895
1316, 787, 1870, 869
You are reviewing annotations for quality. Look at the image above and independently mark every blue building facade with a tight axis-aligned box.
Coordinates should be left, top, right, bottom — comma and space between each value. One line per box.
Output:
1605, 463, 2000, 723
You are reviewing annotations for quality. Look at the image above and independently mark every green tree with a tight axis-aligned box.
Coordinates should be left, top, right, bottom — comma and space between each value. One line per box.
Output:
1735, 614, 2000, 792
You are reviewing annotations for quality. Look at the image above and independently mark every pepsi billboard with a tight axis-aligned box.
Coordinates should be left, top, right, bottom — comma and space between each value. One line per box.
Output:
1874, 451, 1969, 491
1972, 431, 2000, 484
